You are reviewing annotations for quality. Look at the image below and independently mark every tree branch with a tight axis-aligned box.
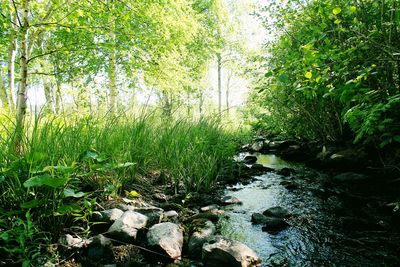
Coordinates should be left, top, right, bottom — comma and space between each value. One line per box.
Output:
11, 0, 22, 27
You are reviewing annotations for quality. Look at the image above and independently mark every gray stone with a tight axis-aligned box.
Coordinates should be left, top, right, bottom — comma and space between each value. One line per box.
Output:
147, 222, 183, 260
221, 196, 242, 205
243, 155, 257, 164
107, 211, 148, 242
201, 204, 220, 212
251, 141, 264, 152
93, 208, 124, 223
202, 236, 260, 267
262, 206, 290, 218
60, 234, 91, 249
262, 217, 289, 233
162, 210, 179, 222
251, 213, 269, 224
118, 205, 163, 226
133, 207, 163, 226
87, 234, 113, 261
188, 220, 216, 258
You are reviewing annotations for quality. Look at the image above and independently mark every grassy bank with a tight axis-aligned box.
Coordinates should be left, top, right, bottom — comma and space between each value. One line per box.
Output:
0, 112, 249, 265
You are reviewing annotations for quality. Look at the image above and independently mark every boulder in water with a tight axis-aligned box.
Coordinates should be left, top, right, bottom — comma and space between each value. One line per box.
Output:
251, 213, 270, 224
262, 206, 290, 218
202, 236, 261, 267
243, 155, 257, 164
262, 217, 289, 233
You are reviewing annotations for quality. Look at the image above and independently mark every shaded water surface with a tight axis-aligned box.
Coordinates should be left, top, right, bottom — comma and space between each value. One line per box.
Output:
220, 154, 400, 266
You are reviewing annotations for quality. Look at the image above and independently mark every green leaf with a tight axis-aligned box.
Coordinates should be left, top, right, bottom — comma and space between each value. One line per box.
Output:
332, 7, 342, 15
334, 19, 342, 24
54, 204, 82, 216
278, 74, 289, 82
349, 6, 357, 13
80, 150, 99, 161
0, 176, 4, 184
1, 232, 9, 241
265, 71, 273, 77
20, 199, 41, 209
63, 188, 85, 198
305, 71, 313, 79
23, 174, 69, 188
114, 162, 136, 169
393, 135, 400, 143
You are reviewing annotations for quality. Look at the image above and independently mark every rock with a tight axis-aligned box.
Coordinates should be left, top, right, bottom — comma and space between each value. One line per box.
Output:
221, 196, 242, 205
269, 140, 298, 150
107, 211, 148, 242
60, 234, 91, 249
93, 208, 124, 223
147, 222, 183, 260
333, 172, 369, 183
162, 210, 179, 222
201, 204, 225, 215
262, 206, 290, 218
118, 205, 163, 227
186, 212, 221, 223
251, 141, 264, 152
276, 168, 295, 177
243, 155, 257, 164
280, 180, 298, 190
241, 144, 251, 152
251, 164, 274, 173
254, 136, 266, 142
329, 149, 367, 163
87, 234, 113, 261
278, 144, 312, 162
202, 236, 261, 267
188, 220, 216, 258
261, 218, 289, 233
251, 213, 270, 224
201, 204, 220, 212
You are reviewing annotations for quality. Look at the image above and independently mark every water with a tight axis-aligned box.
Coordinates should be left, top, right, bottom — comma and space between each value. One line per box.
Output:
220, 154, 400, 266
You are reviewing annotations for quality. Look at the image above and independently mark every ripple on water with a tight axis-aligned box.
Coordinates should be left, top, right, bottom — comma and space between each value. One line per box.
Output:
221, 154, 400, 266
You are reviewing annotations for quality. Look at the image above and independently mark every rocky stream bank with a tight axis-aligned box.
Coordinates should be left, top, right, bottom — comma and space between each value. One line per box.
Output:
57, 137, 400, 266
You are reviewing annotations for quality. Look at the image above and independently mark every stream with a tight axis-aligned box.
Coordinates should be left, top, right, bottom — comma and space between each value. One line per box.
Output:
219, 154, 400, 266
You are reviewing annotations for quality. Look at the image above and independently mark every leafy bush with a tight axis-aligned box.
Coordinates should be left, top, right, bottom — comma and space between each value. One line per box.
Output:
249, 0, 400, 147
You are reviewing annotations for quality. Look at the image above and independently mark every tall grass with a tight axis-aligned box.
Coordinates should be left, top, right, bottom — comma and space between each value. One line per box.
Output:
0, 111, 248, 264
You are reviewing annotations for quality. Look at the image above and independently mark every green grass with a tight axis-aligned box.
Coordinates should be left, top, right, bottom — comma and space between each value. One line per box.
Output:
0, 111, 249, 265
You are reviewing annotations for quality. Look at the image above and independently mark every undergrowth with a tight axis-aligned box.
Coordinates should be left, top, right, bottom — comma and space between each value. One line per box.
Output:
0, 112, 249, 265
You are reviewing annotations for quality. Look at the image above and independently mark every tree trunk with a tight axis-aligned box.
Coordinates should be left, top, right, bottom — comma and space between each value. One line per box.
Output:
217, 53, 222, 118
0, 68, 10, 110
226, 69, 232, 115
187, 90, 191, 117
8, 37, 17, 110
108, 0, 117, 114
15, 0, 29, 152
108, 48, 117, 113
55, 77, 63, 114
43, 77, 54, 113
199, 91, 204, 118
